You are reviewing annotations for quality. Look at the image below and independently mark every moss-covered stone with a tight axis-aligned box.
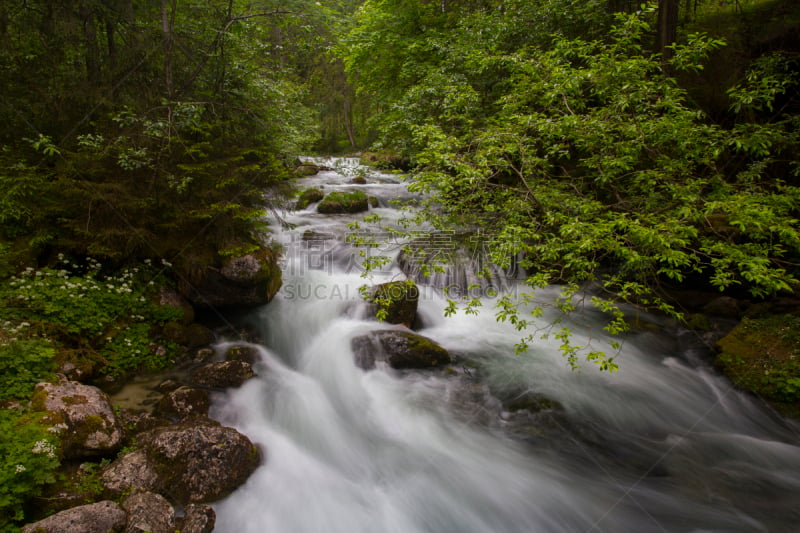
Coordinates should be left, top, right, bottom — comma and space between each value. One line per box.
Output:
351, 330, 451, 370
295, 187, 324, 210
317, 191, 369, 214
364, 281, 419, 326
715, 314, 800, 416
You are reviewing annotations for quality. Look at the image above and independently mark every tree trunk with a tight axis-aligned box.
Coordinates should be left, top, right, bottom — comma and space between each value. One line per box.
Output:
161, 0, 175, 99
656, 0, 679, 60
80, 5, 101, 86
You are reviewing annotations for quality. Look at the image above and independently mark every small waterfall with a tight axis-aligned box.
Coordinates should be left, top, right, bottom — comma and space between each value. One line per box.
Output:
210, 158, 800, 532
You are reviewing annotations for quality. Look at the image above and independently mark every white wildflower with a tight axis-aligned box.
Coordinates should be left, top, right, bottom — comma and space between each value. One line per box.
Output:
15, 464, 26, 474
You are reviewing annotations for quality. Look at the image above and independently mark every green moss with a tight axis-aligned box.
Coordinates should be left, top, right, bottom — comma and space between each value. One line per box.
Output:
317, 191, 369, 214
715, 314, 800, 416
295, 187, 324, 210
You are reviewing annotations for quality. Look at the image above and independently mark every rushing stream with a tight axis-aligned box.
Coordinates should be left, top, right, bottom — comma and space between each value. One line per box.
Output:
210, 159, 800, 532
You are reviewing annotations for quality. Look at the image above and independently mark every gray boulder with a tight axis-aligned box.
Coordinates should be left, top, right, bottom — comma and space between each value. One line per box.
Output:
154, 386, 210, 421
122, 491, 175, 533
21, 500, 126, 533
351, 330, 451, 370
137, 417, 261, 504
102, 449, 162, 497
32, 380, 124, 459
178, 504, 216, 533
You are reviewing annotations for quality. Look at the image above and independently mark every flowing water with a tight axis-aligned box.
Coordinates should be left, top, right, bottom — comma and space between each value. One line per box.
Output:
210, 159, 800, 532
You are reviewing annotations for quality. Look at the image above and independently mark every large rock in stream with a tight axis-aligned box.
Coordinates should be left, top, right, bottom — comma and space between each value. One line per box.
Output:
31, 380, 125, 459
102, 416, 261, 504
180, 248, 282, 308
364, 280, 419, 326
351, 329, 451, 370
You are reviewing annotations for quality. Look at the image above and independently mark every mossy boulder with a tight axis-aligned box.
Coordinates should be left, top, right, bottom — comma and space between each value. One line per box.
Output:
295, 187, 324, 210
294, 163, 319, 176
364, 281, 419, 326
715, 314, 800, 416
351, 329, 451, 370
317, 191, 369, 214
180, 247, 282, 308
32, 380, 124, 459
136, 417, 262, 504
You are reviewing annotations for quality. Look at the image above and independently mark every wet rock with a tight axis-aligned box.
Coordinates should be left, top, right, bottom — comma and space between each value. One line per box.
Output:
178, 504, 216, 533
102, 449, 162, 497
294, 163, 319, 176
317, 191, 369, 214
21, 500, 126, 533
180, 247, 282, 308
364, 281, 419, 326
137, 417, 262, 504
225, 344, 261, 364
189, 360, 255, 389
122, 491, 175, 533
295, 187, 324, 209
349, 176, 367, 184
32, 380, 124, 459
302, 229, 336, 242
351, 330, 451, 370
154, 386, 210, 421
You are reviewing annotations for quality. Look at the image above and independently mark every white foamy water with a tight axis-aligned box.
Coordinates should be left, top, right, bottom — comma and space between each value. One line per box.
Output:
210, 158, 800, 532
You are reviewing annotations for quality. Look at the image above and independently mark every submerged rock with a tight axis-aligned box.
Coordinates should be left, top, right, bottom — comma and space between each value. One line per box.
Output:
351, 329, 451, 370
32, 380, 124, 459
21, 500, 126, 533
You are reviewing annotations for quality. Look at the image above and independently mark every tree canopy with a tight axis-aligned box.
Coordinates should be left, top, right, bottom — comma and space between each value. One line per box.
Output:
338, 0, 800, 369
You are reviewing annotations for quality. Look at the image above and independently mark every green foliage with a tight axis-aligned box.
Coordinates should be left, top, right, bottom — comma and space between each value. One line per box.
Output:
0, 340, 56, 403
342, 3, 800, 370
0, 259, 183, 382
0, 409, 60, 529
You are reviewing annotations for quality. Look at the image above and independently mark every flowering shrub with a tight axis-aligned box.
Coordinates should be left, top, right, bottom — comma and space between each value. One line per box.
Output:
0, 409, 60, 529
0, 256, 184, 387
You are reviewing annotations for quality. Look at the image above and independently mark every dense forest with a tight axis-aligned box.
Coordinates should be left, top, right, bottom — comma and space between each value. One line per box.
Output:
1, 0, 799, 529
